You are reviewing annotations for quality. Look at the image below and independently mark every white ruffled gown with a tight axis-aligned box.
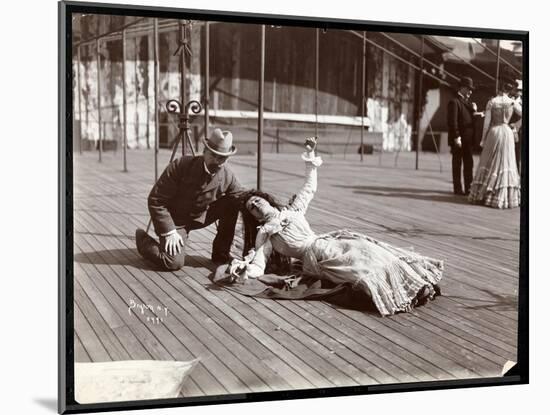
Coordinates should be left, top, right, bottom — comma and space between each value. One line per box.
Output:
246, 152, 444, 316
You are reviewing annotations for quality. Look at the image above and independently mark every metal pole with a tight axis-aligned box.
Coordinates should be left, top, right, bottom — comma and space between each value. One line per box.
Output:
179, 20, 187, 156
84, 46, 90, 142
415, 36, 425, 171
360, 31, 366, 162
134, 37, 139, 148
76, 46, 83, 155
495, 40, 501, 95
428, 123, 443, 173
380, 32, 461, 83
73, 17, 148, 49
96, 38, 102, 162
204, 21, 210, 141
315, 28, 319, 137
153, 18, 160, 181
122, 29, 128, 172
471, 38, 521, 77
272, 78, 277, 111
76, 46, 82, 154
257, 25, 265, 190
193, 125, 200, 150
349, 31, 451, 87
421, 34, 495, 81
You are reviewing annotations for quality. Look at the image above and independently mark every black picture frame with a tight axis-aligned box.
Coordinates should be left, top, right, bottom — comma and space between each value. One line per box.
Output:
59, 1, 529, 413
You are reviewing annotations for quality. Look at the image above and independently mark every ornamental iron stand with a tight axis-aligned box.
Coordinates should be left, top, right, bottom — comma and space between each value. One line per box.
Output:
176, 20, 194, 156
144, 99, 202, 235
166, 99, 202, 160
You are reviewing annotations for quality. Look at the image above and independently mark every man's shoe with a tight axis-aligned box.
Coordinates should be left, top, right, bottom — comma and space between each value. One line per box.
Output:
135, 228, 155, 257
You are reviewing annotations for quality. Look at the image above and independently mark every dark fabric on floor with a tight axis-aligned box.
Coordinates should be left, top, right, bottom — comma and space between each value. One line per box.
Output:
210, 264, 378, 311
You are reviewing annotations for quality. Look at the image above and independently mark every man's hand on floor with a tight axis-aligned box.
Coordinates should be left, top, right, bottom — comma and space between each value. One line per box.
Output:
164, 232, 184, 256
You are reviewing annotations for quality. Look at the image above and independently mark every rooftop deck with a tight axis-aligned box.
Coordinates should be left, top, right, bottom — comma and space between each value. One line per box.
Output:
72, 148, 520, 397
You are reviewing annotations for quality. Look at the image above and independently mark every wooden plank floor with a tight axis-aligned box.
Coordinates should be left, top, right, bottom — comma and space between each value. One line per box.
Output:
72, 148, 520, 397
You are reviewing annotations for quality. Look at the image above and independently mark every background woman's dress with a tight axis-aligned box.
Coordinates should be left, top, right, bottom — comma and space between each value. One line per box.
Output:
468, 94, 521, 208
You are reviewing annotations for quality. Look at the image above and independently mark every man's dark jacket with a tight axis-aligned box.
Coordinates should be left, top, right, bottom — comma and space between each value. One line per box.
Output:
148, 156, 244, 235
447, 93, 476, 147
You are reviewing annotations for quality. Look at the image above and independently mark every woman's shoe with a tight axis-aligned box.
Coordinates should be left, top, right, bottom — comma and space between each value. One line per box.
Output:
415, 286, 432, 306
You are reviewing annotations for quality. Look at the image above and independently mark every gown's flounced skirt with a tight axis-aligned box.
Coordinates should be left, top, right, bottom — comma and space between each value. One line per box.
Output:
469, 124, 521, 209
302, 230, 443, 316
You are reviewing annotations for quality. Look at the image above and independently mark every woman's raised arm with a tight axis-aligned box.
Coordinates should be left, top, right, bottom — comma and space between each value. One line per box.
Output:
289, 137, 323, 214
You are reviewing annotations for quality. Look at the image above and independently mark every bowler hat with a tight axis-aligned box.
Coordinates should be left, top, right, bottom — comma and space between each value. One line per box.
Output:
203, 128, 237, 156
458, 76, 475, 90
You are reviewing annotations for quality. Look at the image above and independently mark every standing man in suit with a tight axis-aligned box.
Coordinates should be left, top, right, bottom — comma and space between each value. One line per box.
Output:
447, 77, 477, 195
135, 128, 246, 271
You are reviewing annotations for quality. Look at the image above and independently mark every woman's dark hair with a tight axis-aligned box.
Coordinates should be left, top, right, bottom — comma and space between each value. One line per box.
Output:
238, 190, 293, 275
499, 78, 516, 94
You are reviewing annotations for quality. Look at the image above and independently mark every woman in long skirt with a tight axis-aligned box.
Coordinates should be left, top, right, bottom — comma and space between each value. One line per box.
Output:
234, 138, 443, 316
469, 81, 522, 208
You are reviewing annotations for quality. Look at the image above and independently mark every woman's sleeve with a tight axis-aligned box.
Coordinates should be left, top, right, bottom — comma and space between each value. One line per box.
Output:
246, 238, 273, 278
481, 100, 492, 147
289, 151, 323, 214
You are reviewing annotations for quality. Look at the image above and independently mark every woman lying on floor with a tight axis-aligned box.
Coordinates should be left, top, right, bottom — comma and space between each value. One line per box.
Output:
228, 137, 443, 316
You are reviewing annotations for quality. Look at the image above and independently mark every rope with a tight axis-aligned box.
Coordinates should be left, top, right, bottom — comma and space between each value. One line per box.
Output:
424, 35, 496, 81
379, 32, 461, 82
349, 31, 452, 87
471, 38, 522, 76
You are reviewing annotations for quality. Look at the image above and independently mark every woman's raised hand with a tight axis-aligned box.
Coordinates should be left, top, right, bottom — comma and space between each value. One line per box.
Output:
304, 137, 317, 152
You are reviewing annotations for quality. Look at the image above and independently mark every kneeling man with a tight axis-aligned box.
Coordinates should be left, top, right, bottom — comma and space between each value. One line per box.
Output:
136, 128, 245, 270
